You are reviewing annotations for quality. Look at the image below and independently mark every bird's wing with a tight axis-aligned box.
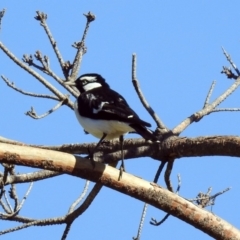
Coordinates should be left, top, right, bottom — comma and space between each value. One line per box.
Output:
79, 89, 151, 127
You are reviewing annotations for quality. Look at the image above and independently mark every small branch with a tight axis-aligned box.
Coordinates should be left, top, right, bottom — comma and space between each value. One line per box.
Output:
1, 182, 33, 218
0, 8, 6, 31
68, 180, 90, 213
16, 182, 33, 213
188, 187, 231, 209
203, 81, 216, 108
34, 11, 68, 79
61, 223, 72, 240
150, 174, 181, 226
22, 53, 79, 98
0, 197, 11, 214
0, 217, 65, 235
70, 12, 95, 81
212, 108, 240, 112
25, 98, 68, 119
66, 182, 103, 222
0, 42, 73, 109
1, 75, 59, 100
2, 191, 12, 213
164, 159, 174, 192
134, 161, 166, 240
222, 47, 240, 76
176, 174, 181, 194
150, 213, 170, 226
153, 161, 166, 183
132, 54, 168, 133
133, 203, 148, 240
172, 77, 240, 135
1, 170, 61, 186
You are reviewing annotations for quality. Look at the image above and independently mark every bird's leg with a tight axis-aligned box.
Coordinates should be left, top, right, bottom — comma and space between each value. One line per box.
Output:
88, 133, 107, 168
118, 135, 125, 180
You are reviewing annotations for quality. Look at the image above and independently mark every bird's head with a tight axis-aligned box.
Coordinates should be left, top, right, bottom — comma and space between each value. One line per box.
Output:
65, 73, 109, 93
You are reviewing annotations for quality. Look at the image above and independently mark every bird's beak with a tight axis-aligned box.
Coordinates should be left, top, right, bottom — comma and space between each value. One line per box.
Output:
64, 80, 76, 86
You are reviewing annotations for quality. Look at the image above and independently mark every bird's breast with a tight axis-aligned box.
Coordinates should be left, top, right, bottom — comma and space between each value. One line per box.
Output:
74, 101, 134, 139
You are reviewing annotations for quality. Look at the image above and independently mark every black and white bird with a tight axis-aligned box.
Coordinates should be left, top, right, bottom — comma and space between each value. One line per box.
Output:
65, 73, 156, 178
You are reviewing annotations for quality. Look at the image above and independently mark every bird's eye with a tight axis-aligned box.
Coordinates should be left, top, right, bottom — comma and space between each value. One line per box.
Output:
82, 80, 88, 85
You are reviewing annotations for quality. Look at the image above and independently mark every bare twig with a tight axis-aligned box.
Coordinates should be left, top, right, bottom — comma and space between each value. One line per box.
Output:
2, 191, 12, 213
150, 175, 181, 226
150, 213, 170, 226
0, 8, 6, 31
153, 161, 166, 183
70, 12, 95, 81
66, 183, 103, 222
0, 170, 61, 186
172, 77, 240, 135
164, 159, 174, 192
222, 47, 240, 76
132, 54, 167, 133
25, 98, 68, 119
133, 203, 148, 240
176, 174, 181, 194
134, 161, 166, 240
203, 81, 216, 108
1, 75, 59, 100
188, 187, 231, 209
0, 197, 11, 214
212, 108, 240, 112
0, 217, 65, 235
34, 11, 67, 79
68, 180, 90, 213
0, 42, 74, 109
61, 223, 71, 240
1, 182, 33, 218
23, 53, 79, 98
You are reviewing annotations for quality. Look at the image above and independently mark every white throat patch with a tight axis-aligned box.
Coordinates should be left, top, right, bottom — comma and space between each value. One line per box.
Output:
83, 82, 102, 91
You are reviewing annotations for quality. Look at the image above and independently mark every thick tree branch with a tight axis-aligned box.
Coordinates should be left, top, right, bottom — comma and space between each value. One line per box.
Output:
3, 136, 240, 163
0, 143, 239, 239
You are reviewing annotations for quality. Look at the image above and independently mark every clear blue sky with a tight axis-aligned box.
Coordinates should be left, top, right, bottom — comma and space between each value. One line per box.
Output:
1, 1, 240, 239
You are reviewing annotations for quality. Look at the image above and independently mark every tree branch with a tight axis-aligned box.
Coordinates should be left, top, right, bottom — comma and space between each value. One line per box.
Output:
0, 42, 74, 109
25, 98, 69, 119
222, 47, 240, 76
131, 54, 168, 133
1, 75, 59, 101
70, 12, 95, 81
172, 77, 240, 135
0, 142, 239, 239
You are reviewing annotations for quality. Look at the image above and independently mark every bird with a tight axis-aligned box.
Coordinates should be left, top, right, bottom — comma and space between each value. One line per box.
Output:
65, 73, 156, 179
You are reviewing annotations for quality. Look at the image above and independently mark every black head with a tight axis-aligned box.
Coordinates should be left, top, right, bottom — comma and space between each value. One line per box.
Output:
74, 73, 110, 93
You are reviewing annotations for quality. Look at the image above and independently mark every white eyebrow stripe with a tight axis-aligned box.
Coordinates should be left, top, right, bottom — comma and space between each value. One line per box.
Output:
127, 115, 134, 118
93, 101, 109, 114
80, 76, 97, 81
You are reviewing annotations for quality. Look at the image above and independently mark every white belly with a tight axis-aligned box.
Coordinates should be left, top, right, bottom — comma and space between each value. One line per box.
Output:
74, 101, 134, 140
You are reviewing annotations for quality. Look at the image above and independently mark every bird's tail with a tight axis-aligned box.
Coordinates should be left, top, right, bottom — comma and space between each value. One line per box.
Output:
129, 124, 158, 141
